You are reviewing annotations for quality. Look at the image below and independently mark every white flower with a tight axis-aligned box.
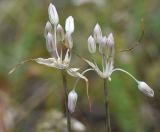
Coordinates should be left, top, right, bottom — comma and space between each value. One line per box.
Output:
138, 81, 154, 97
68, 90, 78, 113
48, 3, 59, 26
65, 16, 74, 34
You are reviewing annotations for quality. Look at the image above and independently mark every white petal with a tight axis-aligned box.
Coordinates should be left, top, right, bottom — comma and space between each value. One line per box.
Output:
65, 16, 74, 33
35, 58, 57, 68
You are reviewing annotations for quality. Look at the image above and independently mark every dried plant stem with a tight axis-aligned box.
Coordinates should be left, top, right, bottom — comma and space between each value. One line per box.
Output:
62, 71, 72, 132
103, 79, 111, 132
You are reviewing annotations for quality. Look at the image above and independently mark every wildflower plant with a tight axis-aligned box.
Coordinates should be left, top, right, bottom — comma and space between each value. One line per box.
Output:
9, 3, 89, 132
83, 23, 154, 131
9, 3, 155, 132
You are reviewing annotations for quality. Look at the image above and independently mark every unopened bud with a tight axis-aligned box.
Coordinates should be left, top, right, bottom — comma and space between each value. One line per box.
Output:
88, 35, 96, 53
107, 33, 114, 47
99, 36, 107, 54
93, 23, 102, 43
68, 90, 78, 113
44, 21, 52, 38
46, 32, 55, 53
65, 16, 74, 33
57, 24, 65, 41
48, 3, 59, 26
138, 81, 154, 97
65, 32, 73, 49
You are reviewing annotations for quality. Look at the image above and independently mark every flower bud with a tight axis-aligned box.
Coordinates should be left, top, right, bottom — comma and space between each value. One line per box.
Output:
99, 36, 107, 54
93, 23, 102, 43
46, 32, 55, 54
138, 81, 154, 97
65, 32, 73, 49
57, 24, 65, 41
88, 35, 96, 53
65, 16, 74, 33
68, 90, 78, 113
48, 3, 59, 26
107, 33, 114, 47
44, 21, 52, 38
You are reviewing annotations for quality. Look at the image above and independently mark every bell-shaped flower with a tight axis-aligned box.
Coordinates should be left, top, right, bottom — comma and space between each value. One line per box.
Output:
48, 3, 59, 26
65, 16, 74, 34
68, 90, 78, 113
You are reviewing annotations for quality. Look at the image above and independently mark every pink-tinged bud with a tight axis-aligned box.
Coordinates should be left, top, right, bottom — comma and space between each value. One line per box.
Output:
138, 81, 154, 97
57, 24, 65, 41
88, 35, 96, 53
48, 3, 59, 26
65, 16, 74, 33
68, 90, 78, 113
44, 21, 52, 38
93, 23, 102, 43
107, 33, 114, 47
99, 36, 107, 54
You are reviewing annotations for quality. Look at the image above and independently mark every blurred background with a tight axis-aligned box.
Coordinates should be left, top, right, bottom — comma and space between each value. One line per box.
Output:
0, 0, 160, 131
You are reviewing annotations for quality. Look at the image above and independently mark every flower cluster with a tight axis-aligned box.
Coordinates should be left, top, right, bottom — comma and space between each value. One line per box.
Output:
84, 23, 154, 97
38, 3, 90, 113
9, 3, 154, 114
36, 3, 74, 69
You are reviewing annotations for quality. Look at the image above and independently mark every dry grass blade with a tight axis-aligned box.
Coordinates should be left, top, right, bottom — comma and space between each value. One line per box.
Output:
119, 18, 144, 52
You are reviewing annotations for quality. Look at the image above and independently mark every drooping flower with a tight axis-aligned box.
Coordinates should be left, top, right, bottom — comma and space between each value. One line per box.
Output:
84, 23, 154, 97
68, 90, 78, 113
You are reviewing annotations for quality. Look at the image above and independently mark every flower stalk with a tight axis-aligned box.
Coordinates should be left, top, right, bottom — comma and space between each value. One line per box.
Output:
62, 71, 72, 132
103, 79, 111, 132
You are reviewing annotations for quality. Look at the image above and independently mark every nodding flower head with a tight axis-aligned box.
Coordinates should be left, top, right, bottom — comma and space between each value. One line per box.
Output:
68, 90, 78, 113
84, 23, 154, 97
138, 81, 154, 97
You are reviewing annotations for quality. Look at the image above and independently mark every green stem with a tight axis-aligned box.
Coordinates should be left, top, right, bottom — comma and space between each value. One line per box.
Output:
103, 79, 111, 132
62, 71, 72, 132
